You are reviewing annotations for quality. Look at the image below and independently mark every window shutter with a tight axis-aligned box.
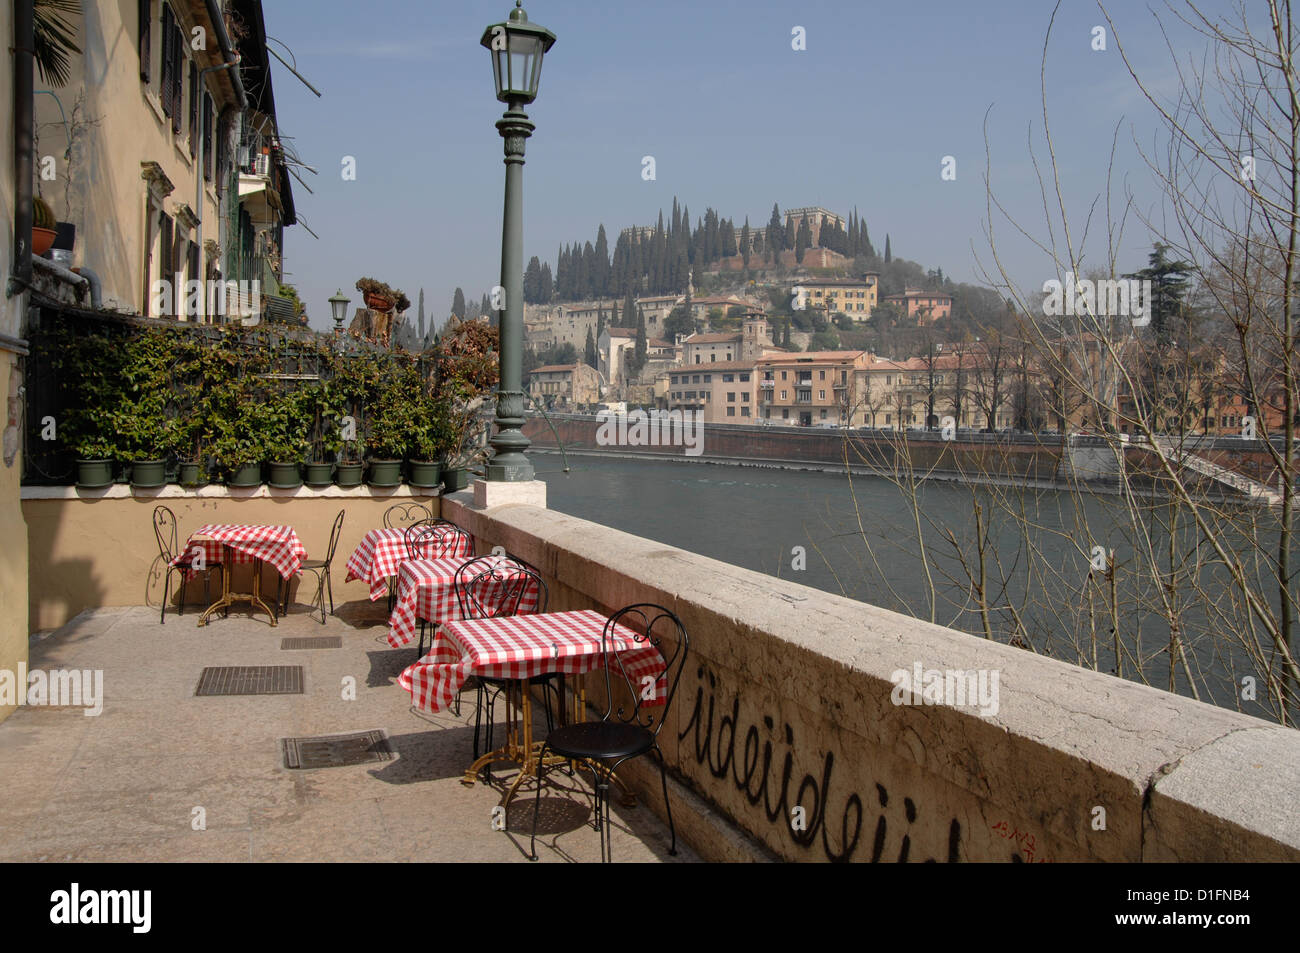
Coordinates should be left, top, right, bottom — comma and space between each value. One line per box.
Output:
188, 62, 198, 156
160, 5, 174, 118
139, 0, 151, 83
171, 24, 184, 134
203, 93, 214, 182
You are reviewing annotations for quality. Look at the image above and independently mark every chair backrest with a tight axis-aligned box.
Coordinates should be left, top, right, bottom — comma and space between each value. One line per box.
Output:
453, 554, 547, 620
152, 505, 179, 562
384, 502, 431, 529
596, 604, 689, 738
404, 519, 471, 561
322, 509, 346, 566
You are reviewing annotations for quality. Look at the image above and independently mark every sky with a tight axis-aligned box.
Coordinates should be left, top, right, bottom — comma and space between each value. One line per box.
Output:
260, 0, 1229, 335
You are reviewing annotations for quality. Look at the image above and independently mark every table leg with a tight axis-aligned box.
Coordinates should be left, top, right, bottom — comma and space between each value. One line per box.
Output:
197, 545, 235, 626
249, 558, 278, 626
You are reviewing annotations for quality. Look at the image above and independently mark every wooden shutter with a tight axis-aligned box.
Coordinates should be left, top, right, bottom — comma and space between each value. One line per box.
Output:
160, 5, 174, 119
188, 62, 198, 156
139, 0, 151, 83
171, 22, 184, 134
203, 93, 214, 181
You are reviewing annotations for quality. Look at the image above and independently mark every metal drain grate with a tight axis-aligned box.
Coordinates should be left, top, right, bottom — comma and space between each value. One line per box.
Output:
195, 666, 304, 696
282, 730, 393, 769
280, 636, 343, 650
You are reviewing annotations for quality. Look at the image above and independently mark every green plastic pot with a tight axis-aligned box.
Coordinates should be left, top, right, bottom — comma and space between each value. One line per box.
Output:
335, 462, 364, 488
409, 460, 442, 489
441, 467, 469, 493
367, 458, 402, 487
268, 461, 303, 489
76, 458, 113, 489
304, 462, 334, 487
177, 461, 205, 487
228, 462, 262, 487
129, 459, 167, 489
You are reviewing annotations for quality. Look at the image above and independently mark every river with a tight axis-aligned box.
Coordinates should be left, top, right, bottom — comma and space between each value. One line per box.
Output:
532, 450, 1296, 723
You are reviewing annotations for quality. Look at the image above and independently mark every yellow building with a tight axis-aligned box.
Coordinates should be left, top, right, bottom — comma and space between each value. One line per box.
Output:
792, 275, 879, 321
30, 0, 296, 322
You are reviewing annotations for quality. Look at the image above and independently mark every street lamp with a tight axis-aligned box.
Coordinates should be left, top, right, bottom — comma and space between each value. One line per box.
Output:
480, 2, 556, 482
329, 289, 349, 349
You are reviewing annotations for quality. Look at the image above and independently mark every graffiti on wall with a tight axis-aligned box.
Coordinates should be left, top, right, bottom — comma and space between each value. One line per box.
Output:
677, 666, 963, 862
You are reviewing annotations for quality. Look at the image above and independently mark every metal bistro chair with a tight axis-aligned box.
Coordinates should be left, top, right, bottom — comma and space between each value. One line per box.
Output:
451, 554, 553, 768
153, 505, 220, 623
383, 502, 432, 529
529, 604, 690, 863
279, 509, 345, 624
406, 520, 474, 654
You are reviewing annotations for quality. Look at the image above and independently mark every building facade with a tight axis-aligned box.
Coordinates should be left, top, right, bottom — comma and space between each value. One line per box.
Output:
756, 351, 871, 426
793, 275, 880, 321
666, 360, 758, 424
528, 362, 602, 408
884, 289, 954, 324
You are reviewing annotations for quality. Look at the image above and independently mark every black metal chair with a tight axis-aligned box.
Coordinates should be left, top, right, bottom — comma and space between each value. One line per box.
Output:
153, 505, 219, 623
406, 520, 475, 650
451, 554, 551, 766
529, 604, 690, 863
383, 502, 431, 529
404, 518, 471, 561
279, 509, 345, 624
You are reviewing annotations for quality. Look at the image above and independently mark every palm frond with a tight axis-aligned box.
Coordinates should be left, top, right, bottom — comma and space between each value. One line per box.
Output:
33, 0, 83, 88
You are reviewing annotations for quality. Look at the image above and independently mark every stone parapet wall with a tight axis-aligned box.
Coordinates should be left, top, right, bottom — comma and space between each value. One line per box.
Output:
443, 492, 1300, 863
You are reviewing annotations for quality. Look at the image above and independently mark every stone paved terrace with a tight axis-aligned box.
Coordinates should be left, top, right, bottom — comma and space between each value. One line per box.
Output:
0, 603, 698, 863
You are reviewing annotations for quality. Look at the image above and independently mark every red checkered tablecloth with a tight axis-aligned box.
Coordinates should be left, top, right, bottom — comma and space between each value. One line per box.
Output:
172, 524, 307, 580
398, 609, 667, 714
385, 554, 539, 648
345, 526, 473, 601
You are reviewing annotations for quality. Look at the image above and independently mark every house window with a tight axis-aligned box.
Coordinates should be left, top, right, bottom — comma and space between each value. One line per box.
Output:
885, 414, 891, 424
161, 5, 184, 133
780, 390, 787, 400
693, 375, 701, 383
703, 375, 712, 383
782, 409, 789, 418
727, 407, 735, 417
819, 390, 826, 400
710, 355, 716, 362
722, 374, 734, 382
742, 393, 749, 402
727, 393, 735, 403
819, 370, 825, 380
694, 356, 700, 364
741, 407, 751, 416
781, 371, 787, 380
740, 373, 750, 382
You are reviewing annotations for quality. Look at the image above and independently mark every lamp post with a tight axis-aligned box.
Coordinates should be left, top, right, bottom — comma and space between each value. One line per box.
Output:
329, 289, 349, 351
480, 2, 556, 482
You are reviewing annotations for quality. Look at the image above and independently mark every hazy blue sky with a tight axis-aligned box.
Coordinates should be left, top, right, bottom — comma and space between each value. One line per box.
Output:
261, 0, 1221, 334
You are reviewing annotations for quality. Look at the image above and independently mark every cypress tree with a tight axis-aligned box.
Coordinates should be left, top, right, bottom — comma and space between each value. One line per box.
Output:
795, 215, 811, 263
584, 327, 598, 369
539, 264, 552, 303
609, 297, 620, 328
452, 287, 466, 318
785, 214, 797, 250
417, 288, 425, 340
594, 224, 610, 297
633, 307, 648, 375
741, 217, 751, 269
884, 234, 892, 263
623, 286, 637, 332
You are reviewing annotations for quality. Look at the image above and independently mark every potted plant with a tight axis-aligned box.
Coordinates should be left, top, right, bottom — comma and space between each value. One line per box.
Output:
114, 397, 174, 489
71, 431, 116, 488
327, 356, 369, 487
296, 381, 346, 488
33, 196, 57, 256
365, 367, 418, 487
408, 390, 452, 490
213, 397, 269, 487
264, 389, 309, 489
439, 388, 491, 493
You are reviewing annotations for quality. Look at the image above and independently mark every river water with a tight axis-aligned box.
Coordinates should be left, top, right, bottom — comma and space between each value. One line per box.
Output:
532, 450, 1295, 723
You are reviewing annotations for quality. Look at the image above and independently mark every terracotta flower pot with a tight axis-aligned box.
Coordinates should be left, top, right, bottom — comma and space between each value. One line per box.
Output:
33, 227, 57, 256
